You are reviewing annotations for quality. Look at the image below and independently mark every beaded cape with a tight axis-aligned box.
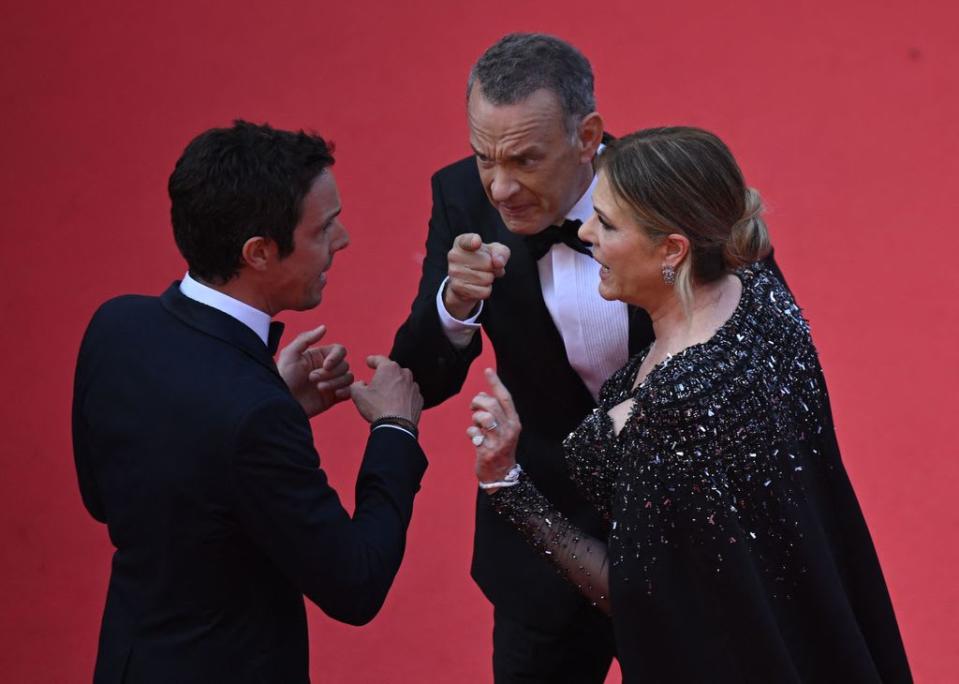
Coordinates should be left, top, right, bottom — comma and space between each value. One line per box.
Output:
492, 263, 911, 683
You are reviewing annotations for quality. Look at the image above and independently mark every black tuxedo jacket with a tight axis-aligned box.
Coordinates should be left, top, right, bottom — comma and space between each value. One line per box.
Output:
73, 284, 427, 684
391, 156, 654, 628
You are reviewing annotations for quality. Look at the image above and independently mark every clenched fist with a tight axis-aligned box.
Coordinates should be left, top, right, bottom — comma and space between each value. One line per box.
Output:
443, 233, 511, 320
350, 355, 423, 426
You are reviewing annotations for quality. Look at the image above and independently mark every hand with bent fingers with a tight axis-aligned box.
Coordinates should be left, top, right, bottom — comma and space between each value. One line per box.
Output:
277, 325, 354, 418
469, 368, 522, 491
350, 355, 423, 426
444, 233, 511, 320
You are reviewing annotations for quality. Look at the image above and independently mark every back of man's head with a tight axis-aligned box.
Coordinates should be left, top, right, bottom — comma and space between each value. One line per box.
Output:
169, 120, 335, 284
467, 33, 595, 130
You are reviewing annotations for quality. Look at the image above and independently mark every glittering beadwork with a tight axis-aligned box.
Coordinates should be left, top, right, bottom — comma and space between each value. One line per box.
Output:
492, 263, 827, 600
661, 263, 676, 284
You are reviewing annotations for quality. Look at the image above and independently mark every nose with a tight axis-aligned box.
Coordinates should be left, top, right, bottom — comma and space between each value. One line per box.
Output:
579, 215, 597, 246
333, 221, 350, 252
489, 167, 518, 203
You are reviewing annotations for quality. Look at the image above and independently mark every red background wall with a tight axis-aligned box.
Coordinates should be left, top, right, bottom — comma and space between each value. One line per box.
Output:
1, 1, 956, 681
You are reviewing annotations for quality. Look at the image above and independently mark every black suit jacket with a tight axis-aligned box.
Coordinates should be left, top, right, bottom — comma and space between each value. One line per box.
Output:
391, 156, 653, 628
73, 284, 427, 684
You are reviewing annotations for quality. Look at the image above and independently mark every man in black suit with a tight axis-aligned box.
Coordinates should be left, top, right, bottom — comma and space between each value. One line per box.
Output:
391, 34, 642, 682
73, 121, 427, 683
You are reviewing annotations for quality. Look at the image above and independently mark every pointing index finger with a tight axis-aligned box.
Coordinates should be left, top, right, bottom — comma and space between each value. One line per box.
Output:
484, 368, 515, 412
454, 233, 483, 252
287, 325, 327, 355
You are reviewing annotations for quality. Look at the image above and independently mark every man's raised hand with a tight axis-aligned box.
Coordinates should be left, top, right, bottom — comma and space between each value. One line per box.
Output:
277, 325, 354, 418
443, 233, 511, 320
350, 356, 423, 426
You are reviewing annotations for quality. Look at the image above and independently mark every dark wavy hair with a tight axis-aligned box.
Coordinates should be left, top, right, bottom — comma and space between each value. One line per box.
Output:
169, 120, 335, 283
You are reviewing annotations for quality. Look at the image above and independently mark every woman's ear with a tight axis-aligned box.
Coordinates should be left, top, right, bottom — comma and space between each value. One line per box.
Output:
661, 233, 690, 269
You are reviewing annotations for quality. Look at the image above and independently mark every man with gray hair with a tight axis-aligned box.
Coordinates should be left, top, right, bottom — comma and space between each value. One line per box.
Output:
392, 34, 651, 681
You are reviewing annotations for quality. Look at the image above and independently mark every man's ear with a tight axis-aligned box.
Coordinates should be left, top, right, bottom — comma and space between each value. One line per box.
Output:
577, 112, 604, 163
662, 233, 691, 269
240, 236, 274, 272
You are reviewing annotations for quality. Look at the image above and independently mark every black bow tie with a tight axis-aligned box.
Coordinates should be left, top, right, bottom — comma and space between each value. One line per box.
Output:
267, 321, 285, 356
524, 219, 591, 261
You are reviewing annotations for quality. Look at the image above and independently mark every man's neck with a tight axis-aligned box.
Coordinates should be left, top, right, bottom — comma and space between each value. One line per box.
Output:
180, 272, 273, 345
558, 162, 599, 224
576, 162, 595, 200
196, 275, 273, 316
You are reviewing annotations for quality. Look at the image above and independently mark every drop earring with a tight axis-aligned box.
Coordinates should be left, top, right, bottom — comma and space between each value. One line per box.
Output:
661, 264, 676, 285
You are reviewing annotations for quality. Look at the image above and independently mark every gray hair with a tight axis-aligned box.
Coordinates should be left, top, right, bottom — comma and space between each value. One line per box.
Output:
467, 33, 596, 131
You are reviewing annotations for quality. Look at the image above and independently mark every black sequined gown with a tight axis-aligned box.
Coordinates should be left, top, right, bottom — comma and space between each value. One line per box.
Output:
492, 264, 911, 683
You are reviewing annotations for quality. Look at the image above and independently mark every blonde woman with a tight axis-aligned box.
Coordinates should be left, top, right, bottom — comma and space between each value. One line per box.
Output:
469, 127, 911, 683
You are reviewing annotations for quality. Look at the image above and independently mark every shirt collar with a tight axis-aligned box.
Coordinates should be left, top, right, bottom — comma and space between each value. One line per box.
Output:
179, 272, 272, 346
564, 143, 604, 224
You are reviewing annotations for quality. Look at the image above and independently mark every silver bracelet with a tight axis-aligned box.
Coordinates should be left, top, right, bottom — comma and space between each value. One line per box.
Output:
478, 464, 523, 491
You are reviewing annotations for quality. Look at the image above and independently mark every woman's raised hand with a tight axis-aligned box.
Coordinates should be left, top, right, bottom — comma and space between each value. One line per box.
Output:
468, 368, 522, 490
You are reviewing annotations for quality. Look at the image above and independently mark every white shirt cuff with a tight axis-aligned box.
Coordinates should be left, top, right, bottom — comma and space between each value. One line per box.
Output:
436, 276, 483, 349
372, 424, 417, 440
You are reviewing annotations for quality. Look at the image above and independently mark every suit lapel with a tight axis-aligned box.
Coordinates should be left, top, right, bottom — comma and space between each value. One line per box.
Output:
159, 283, 281, 375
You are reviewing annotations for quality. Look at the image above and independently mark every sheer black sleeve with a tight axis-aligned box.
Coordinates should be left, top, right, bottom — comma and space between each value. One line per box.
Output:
488, 478, 611, 614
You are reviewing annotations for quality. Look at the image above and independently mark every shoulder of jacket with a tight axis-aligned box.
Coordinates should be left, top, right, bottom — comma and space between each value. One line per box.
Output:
86, 294, 162, 333
432, 155, 479, 185
95, 293, 157, 314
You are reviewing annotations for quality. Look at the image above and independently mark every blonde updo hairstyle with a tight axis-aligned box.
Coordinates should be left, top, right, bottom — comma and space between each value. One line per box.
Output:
597, 126, 770, 315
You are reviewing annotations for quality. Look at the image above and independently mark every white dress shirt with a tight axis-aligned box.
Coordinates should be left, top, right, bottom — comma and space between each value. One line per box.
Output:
180, 272, 271, 345
436, 169, 630, 401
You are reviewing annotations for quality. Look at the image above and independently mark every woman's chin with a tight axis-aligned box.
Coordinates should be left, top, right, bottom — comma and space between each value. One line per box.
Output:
597, 283, 617, 301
